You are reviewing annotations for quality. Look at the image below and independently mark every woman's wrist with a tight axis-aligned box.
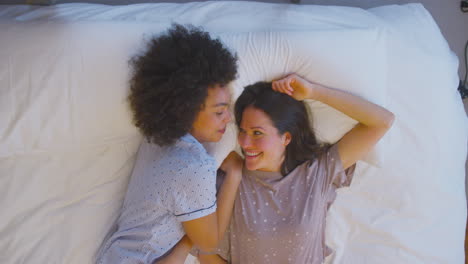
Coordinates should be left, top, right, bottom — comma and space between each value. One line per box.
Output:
304, 82, 320, 100
225, 169, 242, 184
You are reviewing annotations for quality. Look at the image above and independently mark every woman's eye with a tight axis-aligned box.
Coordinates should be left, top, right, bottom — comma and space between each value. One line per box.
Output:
253, 131, 263, 136
215, 112, 223, 116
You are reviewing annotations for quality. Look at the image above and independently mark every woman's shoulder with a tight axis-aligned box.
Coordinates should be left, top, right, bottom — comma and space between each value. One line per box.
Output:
138, 137, 217, 184
297, 145, 339, 179
305, 145, 337, 167
177, 136, 215, 165
137, 135, 217, 182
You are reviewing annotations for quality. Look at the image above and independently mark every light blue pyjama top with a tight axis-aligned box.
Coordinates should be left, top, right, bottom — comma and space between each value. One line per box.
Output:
96, 134, 217, 264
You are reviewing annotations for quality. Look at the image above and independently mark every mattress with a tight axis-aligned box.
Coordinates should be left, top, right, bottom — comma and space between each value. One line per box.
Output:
0, 2, 466, 264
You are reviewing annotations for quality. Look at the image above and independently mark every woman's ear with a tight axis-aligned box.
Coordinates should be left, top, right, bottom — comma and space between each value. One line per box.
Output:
283, 132, 292, 146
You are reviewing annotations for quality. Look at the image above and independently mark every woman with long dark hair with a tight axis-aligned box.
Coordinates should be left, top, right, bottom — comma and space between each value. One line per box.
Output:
199, 74, 394, 263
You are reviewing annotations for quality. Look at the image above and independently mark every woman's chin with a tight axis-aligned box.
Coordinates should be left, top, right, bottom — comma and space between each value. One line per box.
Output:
209, 133, 223, 142
245, 161, 259, 171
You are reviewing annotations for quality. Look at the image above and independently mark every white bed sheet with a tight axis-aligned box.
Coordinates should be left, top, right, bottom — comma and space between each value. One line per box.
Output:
0, 2, 466, 264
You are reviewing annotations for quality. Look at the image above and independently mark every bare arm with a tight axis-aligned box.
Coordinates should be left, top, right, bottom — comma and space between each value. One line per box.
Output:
198, 254, 228, 264
273, 74, 395, 169
182, 152, 242, 252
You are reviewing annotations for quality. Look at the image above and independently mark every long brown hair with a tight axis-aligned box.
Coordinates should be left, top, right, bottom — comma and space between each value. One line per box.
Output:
234, 82, 329, 176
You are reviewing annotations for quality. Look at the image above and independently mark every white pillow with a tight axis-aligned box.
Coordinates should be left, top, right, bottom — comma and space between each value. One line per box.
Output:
0, 22, 148, 157
204, 29, 388, 167
0, 23, 386, 169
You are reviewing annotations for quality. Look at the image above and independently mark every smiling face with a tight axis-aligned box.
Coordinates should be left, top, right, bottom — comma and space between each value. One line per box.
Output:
238, 106, 291, 172
191, 85, 232, 143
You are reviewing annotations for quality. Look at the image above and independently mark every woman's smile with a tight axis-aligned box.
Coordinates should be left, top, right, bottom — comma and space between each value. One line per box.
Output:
244, 150, 262, 159
238, 106, 289, 172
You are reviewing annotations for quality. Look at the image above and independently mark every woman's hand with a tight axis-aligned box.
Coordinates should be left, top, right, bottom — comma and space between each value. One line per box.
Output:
275, 73, 395, 170
272, 73, 315, 101
219, 151, 243, 178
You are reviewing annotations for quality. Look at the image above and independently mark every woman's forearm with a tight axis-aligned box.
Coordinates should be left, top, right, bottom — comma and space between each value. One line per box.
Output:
214, 151, 242, 246
182, 153, 241, 252
215, 170, 241, 243
309, 83, 394, 129
273, 74, 395, 169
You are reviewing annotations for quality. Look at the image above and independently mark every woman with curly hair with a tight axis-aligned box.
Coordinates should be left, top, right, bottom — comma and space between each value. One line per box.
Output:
96, 24, 241, 264
199, 74, 394, 263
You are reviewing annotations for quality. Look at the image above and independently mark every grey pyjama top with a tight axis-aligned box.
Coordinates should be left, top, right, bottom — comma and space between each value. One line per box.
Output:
225, 144, 356, 264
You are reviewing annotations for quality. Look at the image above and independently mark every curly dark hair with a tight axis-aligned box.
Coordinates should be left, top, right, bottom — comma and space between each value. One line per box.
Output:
128, 24, 237, 146
235, 82, 329, 176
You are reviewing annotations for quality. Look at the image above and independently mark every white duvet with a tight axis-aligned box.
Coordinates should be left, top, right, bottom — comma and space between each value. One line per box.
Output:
0, 2, 466, 264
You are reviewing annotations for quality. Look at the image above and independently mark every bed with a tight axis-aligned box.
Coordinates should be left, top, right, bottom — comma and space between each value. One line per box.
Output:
0, 1, 466, 264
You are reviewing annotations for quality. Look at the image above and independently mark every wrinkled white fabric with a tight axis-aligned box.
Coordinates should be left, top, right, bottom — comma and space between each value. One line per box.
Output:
0, 3, 465, 264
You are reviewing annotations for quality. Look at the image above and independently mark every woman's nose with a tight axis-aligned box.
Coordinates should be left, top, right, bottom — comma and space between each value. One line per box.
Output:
239, 134, 252, 148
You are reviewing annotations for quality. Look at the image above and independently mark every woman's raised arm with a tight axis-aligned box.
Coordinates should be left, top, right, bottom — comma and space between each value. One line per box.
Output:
273, 74, 395, 169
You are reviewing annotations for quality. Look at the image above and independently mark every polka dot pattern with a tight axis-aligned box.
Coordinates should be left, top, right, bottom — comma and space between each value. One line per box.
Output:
96, 134, 217, 263
221, 145, 355, 264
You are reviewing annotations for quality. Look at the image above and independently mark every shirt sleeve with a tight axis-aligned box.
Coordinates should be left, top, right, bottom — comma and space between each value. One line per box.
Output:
172, 157, 218, 222
315, 144, 356, 194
